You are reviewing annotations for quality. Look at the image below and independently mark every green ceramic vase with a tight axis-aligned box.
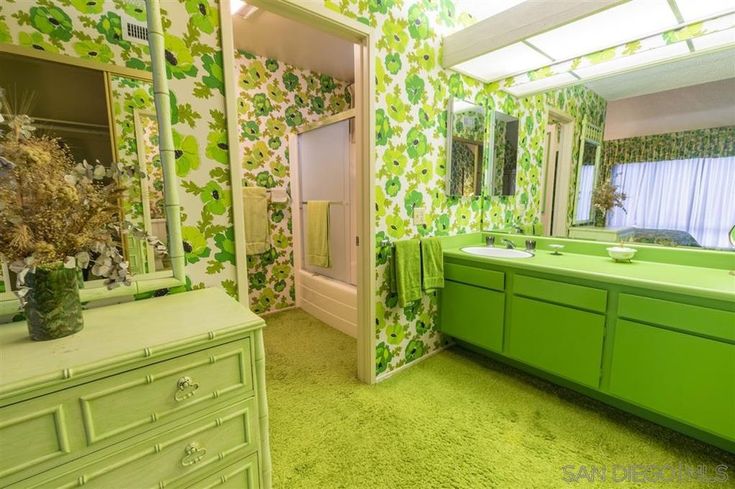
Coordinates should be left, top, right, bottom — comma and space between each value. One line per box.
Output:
593, 209, 607, 227
25, 263, 84, 341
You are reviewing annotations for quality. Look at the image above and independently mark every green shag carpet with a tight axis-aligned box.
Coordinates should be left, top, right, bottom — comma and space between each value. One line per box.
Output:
263, 309, 734, 489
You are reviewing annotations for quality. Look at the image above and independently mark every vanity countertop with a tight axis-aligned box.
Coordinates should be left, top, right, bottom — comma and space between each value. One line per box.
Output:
443, 244, 735, 303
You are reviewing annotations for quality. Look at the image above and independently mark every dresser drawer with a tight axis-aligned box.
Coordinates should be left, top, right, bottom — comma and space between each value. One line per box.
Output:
618, 294, 735, 342
187, 453, 260, 489
0, 399, 72, 479
445, 262, 505, 291
514, 275, 607, 313
16, 397, 260, 489
79, 338, 253, 445
0, 338, 253, 486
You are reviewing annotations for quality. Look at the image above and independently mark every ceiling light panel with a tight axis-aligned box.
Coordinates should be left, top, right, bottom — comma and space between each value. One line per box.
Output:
505, 72, 578, 97
691, 27, 735, 50
456, 0, 527, 23
673, 0, 735, 22
527, 0, 678, 61
574, 42, 690, 79
453, 42, 552, 81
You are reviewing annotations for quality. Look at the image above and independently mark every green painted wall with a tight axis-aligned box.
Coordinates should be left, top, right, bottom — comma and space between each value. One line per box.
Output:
235, 50, 352, 315
0, 0, 239, 296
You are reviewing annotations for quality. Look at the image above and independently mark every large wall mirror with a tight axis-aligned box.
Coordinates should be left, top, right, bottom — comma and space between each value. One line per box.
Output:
0, 0, 185, 317
446, 97, 487, 197
573, 118, 602, 225
489, 110, 519, 196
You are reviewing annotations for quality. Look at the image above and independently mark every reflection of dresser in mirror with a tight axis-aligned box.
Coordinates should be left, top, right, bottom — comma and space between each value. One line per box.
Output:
569, 225, 635, 242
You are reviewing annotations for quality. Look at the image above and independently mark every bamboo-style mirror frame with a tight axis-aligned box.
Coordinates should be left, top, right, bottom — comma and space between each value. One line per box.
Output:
0, 0, 185, 317
572, 116, 603, 225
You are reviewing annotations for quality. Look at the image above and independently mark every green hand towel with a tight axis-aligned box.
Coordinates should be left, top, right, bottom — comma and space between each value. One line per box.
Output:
306, 200, 330, 268
421, 237, 444, 290
243, 186, 269, 255
394, 239, 421, 307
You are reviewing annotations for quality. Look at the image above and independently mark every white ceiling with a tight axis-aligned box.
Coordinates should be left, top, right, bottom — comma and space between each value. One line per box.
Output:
584, 47, 735, 100
231, 9, 354, 82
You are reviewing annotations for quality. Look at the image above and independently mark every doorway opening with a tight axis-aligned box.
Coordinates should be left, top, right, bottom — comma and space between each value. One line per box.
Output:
541, 109, 575, 237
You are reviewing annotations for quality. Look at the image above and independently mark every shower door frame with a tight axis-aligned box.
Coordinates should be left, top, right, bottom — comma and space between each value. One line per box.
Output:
221, 0, 377, 384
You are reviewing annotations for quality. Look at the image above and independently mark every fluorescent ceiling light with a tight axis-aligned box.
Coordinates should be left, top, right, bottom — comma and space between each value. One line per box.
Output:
231, 0, 246, 14
574, 42, 690, 79
527, 0, 677, 61
691, 28, 735, 50
673, 0, 735, 22
505, 72, 578, 97
453, 42, 552, 82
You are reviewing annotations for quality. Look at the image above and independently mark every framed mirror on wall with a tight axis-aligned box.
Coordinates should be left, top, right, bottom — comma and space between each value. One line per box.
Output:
0, 0, 185, 318
445, 97, 488, 197
572, 118, 603, 225
489, 110, 520, 197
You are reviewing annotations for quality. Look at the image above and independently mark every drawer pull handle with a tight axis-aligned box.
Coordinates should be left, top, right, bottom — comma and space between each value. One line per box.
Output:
174, 376, 199, 402
181, 442, 207, 466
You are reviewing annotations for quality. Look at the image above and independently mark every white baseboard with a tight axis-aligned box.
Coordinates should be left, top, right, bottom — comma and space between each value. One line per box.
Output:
376, 344, 449, 383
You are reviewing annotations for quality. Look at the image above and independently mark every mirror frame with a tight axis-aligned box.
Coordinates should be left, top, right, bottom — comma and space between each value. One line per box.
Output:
445, 96, 490, 197
0, 0, 185, 317
572, 117, 603, 225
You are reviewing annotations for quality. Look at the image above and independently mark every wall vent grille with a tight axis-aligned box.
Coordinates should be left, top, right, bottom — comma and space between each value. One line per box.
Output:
123, 21, 149, 44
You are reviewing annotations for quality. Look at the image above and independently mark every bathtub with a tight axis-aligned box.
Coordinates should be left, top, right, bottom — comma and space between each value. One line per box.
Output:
296, 270, 357, 338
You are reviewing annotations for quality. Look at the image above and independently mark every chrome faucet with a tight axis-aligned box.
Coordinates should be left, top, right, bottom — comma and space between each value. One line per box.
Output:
513, 225, 524, 234
485, 236, 495, 247
502, 238, 515, 249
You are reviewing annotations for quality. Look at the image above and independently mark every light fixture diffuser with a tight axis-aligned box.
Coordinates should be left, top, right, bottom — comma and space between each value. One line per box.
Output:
527, 0, 678, 61
673, 0, 735, 22
453, 42, 552, 82
505, 72, 578, 97
574, 42, 690, 79
691, 28, 735, 50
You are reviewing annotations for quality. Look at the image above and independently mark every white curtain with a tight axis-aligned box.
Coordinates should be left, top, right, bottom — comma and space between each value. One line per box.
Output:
608, 156, 735, 248
575, 164, 595, 222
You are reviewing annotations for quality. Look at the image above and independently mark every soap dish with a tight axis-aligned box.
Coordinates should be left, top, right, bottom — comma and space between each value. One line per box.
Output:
607, 246, 637, 263
549, 244, 564, 255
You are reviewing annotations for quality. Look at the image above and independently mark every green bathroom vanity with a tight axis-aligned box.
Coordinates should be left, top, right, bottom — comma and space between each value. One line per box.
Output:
439, 233, 735, 452
0, 288, 271, 488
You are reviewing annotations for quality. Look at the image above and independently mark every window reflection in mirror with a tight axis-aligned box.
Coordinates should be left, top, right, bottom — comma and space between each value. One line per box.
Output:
446, 98, 486, 197
490, 111, 519, 196
0, 52, 170, 294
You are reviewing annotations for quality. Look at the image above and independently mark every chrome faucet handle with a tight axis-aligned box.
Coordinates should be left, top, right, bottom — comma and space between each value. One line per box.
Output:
485, 236, 495, 246
525, 239, 537, 251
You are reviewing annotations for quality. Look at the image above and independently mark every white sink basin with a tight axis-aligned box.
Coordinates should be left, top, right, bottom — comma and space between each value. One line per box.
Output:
461, 246, 534, 259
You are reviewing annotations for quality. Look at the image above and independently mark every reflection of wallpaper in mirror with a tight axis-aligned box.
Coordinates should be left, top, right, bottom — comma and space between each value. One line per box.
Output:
109, 75, 167, 274
450, 139, 481, 196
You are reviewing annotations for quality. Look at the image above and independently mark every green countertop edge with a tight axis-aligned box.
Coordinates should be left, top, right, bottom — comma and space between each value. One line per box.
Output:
441, 233, 735, 303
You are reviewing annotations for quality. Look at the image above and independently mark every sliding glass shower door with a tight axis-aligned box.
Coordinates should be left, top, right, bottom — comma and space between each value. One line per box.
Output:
298, 119, 355, 284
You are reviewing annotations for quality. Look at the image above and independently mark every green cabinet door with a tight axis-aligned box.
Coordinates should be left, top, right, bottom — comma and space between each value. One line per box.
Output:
609, 319, 735, 440
439, 280, 505, 352
507, 296, 605, 387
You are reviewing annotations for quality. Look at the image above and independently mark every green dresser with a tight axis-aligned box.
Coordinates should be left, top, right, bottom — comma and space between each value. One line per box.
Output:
0, 288, 271, 488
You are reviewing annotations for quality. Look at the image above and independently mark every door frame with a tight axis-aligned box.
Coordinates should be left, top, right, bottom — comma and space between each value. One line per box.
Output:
541, 108, 575, 237
219, 0, 377, 384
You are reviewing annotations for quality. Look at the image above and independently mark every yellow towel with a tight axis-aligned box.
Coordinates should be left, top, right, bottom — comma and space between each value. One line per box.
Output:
306, 200, 330, 268
242, 187, 269, 255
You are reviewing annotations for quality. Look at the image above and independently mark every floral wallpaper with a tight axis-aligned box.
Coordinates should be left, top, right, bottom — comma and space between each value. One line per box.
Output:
234, 50, 352, 314
602, 126, 735, 168
0, 0, 240, 297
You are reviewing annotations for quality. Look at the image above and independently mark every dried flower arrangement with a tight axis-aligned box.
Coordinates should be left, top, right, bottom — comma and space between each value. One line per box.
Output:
0, 88, 166, 305
592, 179, 627, 214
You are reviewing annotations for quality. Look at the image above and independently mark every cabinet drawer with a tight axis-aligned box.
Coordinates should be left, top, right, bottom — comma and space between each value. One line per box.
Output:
188, 453, 260, 489
514, 275, 607, 313
0, 338, 253, 486
609, 319, 735, 440
0, 400, 71, 479
79, 338, 253, 445
507, 296, 605, 387
18, 398, 259, 489
440, 280, 505, 352
445, 263, 505, 291
618, 294, 735, 342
